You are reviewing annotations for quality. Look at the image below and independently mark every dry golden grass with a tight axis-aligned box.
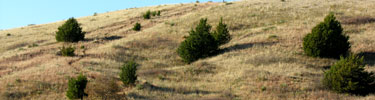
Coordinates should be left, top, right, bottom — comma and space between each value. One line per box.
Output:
1, 0, 375, 99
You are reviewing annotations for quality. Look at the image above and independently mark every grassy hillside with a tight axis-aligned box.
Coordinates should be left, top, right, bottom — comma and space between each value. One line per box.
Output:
1, 0, 375, 99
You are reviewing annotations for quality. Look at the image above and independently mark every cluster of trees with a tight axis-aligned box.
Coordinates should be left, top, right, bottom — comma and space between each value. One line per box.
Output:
302, 13, 375, 95
55, 9, 375, 99
177, 18, 231, 63
143, 10, 161, 19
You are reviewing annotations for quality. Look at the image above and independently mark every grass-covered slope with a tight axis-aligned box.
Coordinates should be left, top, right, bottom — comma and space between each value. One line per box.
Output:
1, 0, 375, 99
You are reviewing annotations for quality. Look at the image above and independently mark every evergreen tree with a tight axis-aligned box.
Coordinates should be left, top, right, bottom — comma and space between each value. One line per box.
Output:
143, 10, 151, 19
120, 61, 138, 86
133, 22, 141, 31
212, 18, 231, 46
66, 74, 88, 100
303, 13, 350, 58
56, 18, 85, 42
157, 11, 161, 16
323, 55, 375, 95
177, 18, 218, 63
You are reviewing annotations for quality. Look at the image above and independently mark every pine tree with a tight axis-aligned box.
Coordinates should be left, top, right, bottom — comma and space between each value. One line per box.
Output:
56, 18, 85, 42
133, 22, 141, 31
143, 10, 151, 19
177, 18, 218, 63
66, 74, 88, 100
212, 18, 231, 46
120, 61, 138, 86
323, 54, 375, 95
303, 13, 350, 58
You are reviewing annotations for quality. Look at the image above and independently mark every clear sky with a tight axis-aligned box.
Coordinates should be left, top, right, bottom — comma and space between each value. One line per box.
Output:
0, 0, 231, 30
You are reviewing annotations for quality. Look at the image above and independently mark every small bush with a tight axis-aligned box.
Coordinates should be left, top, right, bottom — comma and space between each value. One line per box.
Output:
56, 17, 85, 42
177, 18, 218, 63
143, 10, 151, 19
120, 61, 138, 86
225, 2, 233, 5
66, 74, 88, 100
133, 22, 141, 31
323, 55, 375, 95
151, 11, 157, 16
303, 13, 350, 58
59, 46, 75, 56
157, 11, 161, 16
28, 43, 38, 48
6, 33, 11, 36
212, 18, 231, 46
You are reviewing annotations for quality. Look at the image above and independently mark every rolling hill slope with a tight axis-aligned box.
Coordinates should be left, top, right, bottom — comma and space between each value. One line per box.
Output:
1, 0, 375, 99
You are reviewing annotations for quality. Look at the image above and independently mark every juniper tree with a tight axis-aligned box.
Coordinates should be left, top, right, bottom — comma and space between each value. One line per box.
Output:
56, 18, 85, 42
323, 54, 375, 95
212, 18, 231, 46
120, 61, 138, 86
66, 74, 88, 100
303, 13, 350, 58
177, 18, 218, 63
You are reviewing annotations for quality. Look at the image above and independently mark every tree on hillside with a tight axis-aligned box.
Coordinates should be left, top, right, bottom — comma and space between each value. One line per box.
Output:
120, 61, 138, 86
66, 74, 88, 100
56, 17, 85, 42
177, 18, 218, 63
212, 18, 231, 46
323, 54, 375, 95
303, 13, 350, 58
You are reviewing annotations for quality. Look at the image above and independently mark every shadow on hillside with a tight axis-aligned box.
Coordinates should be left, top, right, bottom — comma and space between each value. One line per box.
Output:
340, 16, 375, 25
141, 82, 216, 95
102, 36, 122, 41
219, 41, 278, 54
357, 52, 375, 66
127, 93, 150, 100
83, 36, 122, 42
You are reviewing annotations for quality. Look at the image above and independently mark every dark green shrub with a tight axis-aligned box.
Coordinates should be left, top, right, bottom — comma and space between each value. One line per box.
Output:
66, 74, 88, 100
303, 13, 350, 58
177, 18, 218, 63
56, 17, 85, 42
157, 11, 161, 16
212, 18, 231, 46
143, 10, 151, 19
120, 61, 138, 86
59, 46, 75, 56
323, 54, 375, 95
133, 22, 141, 31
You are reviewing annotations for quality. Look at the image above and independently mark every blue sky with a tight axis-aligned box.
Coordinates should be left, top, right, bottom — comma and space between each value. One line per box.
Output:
0, 0, 231, 30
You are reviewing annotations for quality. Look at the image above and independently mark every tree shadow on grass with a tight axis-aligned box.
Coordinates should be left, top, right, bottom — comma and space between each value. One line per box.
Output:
102, 36, 122, 41
340, 16, 375, 25
357, 52, 375, 66
83, 36, 122, 42
142, 82, 217, 95
217, 41, 278, 54
127, 93, 150, 100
